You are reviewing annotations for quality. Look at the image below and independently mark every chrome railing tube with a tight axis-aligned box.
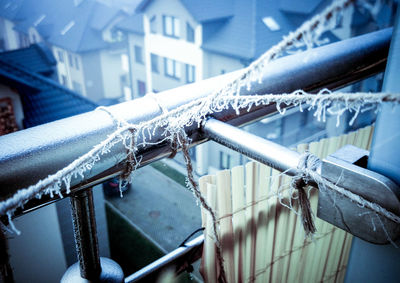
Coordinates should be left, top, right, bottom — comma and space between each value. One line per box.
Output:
0, 28, 392, 216
61, 187, 124, 282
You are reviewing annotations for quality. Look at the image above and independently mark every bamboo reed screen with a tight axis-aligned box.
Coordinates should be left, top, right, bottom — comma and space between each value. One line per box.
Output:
199, 125, 374, 283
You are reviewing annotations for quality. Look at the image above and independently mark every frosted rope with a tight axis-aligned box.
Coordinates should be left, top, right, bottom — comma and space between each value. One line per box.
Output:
297, 152, 400, 224
0, 0, 393, 224
0, 90, 398, 217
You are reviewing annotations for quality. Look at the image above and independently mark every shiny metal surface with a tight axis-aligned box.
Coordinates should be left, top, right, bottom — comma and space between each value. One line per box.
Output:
203, 118, 301, 174
70, 188, 101, 280
318, 145, 400, 244
205, 120, 400, 243
61, 257, 124, 283
0, 28, 392, 215
124, 235, 203, 283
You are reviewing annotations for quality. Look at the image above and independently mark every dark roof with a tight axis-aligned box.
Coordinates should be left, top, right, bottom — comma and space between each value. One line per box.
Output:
0, 0, 25, 21
179, 0, 234, 22
116, 13, 144, 35
0, 58, 96, 128
136, 0, 234, 22
0, 43, 56, 76
279, 0, 324, 15
0, 0, 126, 53
201, 0, 331, 61
133, 0, 331, 61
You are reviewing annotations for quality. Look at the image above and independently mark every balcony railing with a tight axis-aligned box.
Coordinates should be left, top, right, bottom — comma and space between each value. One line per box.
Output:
0, 28, 392, 282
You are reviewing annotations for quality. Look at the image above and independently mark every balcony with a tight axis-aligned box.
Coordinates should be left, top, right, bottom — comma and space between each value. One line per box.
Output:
0, 27, 398, 283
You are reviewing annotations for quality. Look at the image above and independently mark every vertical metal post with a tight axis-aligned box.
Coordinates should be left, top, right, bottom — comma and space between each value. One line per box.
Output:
61, 187, 124, 283
344, 8, 400, 283
70, 188, 101, 280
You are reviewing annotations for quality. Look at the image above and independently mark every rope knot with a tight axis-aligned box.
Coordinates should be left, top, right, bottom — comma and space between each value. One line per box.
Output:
121, 128, 137, 182
292, 152, 320, 236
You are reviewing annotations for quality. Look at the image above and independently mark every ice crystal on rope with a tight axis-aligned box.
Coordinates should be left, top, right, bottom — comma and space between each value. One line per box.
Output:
1, 0, 400, 230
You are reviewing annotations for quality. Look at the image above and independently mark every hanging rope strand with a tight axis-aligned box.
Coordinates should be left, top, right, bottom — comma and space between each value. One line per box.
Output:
177, 131, 227, 283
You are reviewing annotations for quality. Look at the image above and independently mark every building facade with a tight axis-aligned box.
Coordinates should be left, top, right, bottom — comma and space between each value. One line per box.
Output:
0, 0, 132, 103
120, 0, 347, 174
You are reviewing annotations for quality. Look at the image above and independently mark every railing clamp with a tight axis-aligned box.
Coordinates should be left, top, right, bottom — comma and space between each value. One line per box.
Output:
203, 118, 400, 244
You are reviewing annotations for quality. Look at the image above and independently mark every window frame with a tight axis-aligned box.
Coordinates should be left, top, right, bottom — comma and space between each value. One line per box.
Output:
57, 50, 65, 63
162, 15, 180, 38
137, 80, 146, 96
185, 64, 195, 83
75, 57, 80, 70
151, 53, 159, 73
68, 54, 74, 68
150, 15, 157, 34
61, 75, 68, 86
163, 57, 181, 80
72, 81, 82, 94
186, 22, 195, 43
134, 45, 144, 64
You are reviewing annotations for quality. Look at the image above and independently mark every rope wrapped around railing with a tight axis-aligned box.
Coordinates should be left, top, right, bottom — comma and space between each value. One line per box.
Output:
0, 0, 399, 280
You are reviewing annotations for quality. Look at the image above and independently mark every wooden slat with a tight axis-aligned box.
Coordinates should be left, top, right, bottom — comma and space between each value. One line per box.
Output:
244, 162, 258, 282
217, 170, 235, 283
255, 163, 271, 283
231, 166, 246, 283
200, 125, 374, 283
204, 182, 218, 282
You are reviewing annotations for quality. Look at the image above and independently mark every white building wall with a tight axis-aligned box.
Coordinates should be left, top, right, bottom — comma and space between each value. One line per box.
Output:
28, 27, 42, 45
52, 46, 87, 97
3, 19, 20, 50
82, 51, 105, 102
128, 33, 147, 98
141, 0, 203, 92
99, 48, 126, 99
202, 50, 245, 79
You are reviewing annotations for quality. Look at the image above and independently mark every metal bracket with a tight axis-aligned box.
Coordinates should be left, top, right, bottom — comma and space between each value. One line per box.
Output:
203, 119, 400, 244
318, 145, 400, 244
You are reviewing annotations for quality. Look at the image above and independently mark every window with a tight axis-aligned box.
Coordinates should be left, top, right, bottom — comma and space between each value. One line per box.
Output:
186, 22, 194, 43
61, 75, 68, 86
18, 33, 29, 48
151, 53, 159, 73
164, 57, 181, 80
137, 80, 146, 96
68, 54, 74, 68
185, 64, 195, 83
134, 45, 143, 64
31, 33, 37, 44
111, 27, 124, 42
72, 81, 82, 94
57, 50, 64, 63
150, 16, 157, 34
120, 74, 128, 84
75, 57, 80, 70
163, 15, 180, 38
219, 151, 231, 169
121, 54, 129, 72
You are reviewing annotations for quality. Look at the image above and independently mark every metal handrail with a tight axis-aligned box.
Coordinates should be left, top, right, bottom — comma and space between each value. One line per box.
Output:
0, 27, 393, 283
126, 29, 393, 281
0, 28, 392, 217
